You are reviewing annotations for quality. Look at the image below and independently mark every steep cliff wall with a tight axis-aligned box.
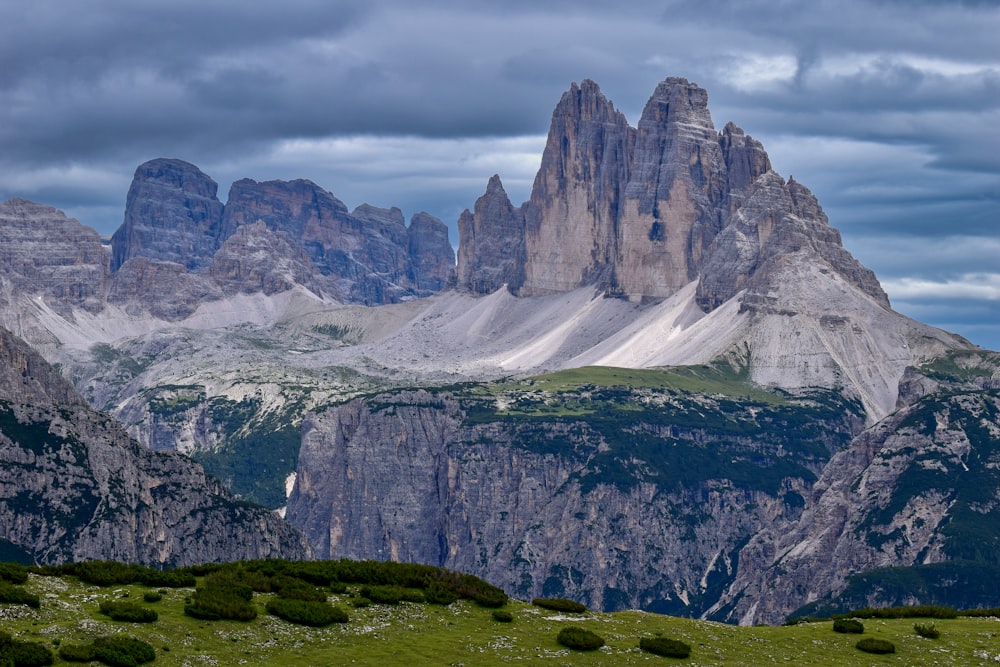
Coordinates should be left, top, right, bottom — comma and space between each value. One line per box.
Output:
287, 381, 863, 615
0, 326, 308, 565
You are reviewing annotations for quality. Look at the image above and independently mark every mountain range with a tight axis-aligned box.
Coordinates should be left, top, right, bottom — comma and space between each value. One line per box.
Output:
0, 76, 997, 624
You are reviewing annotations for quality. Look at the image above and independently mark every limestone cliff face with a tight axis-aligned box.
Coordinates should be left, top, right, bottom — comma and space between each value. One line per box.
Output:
287, 386, 862, 615
456, 175, 526, 294
458, 77, 880, 310
714, 382, 1000, 624
0, 326, 308, 565
0, 199, 109, 316
520, 80, 634, 295
111, 159, 226, 272
221, 178, 454, 304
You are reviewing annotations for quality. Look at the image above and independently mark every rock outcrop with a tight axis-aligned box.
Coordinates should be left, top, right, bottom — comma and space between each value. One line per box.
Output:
111, 158, 226, 272
0, 325, 308, 565
457, 77, 879, 313
0, 199, 109, 316
456, 175, 525, 295
714, 376, 1000, 624
287, 384, 863, 615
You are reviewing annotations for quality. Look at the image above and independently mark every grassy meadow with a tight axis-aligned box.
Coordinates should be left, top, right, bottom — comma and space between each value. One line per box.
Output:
4, 572, 1000, 666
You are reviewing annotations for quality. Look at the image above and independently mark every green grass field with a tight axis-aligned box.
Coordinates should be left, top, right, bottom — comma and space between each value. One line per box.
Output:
5, 573, 1000, 666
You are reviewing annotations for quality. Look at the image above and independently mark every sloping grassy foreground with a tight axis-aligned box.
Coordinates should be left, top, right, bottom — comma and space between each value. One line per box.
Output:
4, 573, 1000, 666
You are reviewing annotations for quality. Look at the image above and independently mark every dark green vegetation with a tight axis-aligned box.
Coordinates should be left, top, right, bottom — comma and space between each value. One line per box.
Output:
491, 610, 513, 623
556, 626, 605, 651
532, 597, 587, 613
59, 637, 156, 666
456, 365, 863, 498
98, 600, 158, 623
914, 622, 941, 639
5, 562, 1000, 665
639, 636, 692, 658
855, 637, 895, 654
832, 619, 864, 634
265, 598, 349, 626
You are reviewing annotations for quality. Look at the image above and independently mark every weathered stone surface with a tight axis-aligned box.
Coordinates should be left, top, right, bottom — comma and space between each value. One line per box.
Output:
520, 79, 634, 295
209, 221, 321, 297
407, 211, 454, 293
221, 178, 453, 304
456, 175, 526, 294
286, 387, 861, 615
0, 198, 109, 315
110, 158, 225, 272
108, 257, 223, 321
714, 385, 1000, 625
0, 326, 308, 565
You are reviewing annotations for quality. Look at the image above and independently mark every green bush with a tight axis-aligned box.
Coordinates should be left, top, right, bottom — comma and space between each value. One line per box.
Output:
142, 591, 162, 603
5, 640, 54, 667
0, 581, 39, 608
358, 585, 423, 605
351, 597, 371, 608
184, 588, 256, 622
265, 598, 348, 626
99, 600, 157, 623
832, 618, 864, 634
848, 604, 956, 619
92, 636, 156, 667
57, 643, 96, 662
914, 622, 941, 639
424, 582, 457, 606
272, 576, 327, 602
0, 563, 28, 585
491, 610, 513, 623
856, 638, 895, 655
471, 587, 508, 608
556, 627, 605, 651
533, 597, 587, 613
639, 637, 691, 658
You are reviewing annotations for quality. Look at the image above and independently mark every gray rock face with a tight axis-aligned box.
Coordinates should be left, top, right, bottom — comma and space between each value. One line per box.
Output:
111, 159, 225, 272
0, 326, 307, 565
456, 175, 526, 294
520, 80, 634, 295
714, 380, 1000, 624
458, 77, 876, 311
286, 386, 862, 615
221, 178, 454, 304
0, 198, 109, 315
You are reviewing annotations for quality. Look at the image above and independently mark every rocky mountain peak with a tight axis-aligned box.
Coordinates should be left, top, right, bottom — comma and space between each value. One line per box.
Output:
457, 174, 526, 295
111, 158, 225, 272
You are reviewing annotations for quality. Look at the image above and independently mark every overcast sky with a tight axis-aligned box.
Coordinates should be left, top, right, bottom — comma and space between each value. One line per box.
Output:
1, 0, 997, 349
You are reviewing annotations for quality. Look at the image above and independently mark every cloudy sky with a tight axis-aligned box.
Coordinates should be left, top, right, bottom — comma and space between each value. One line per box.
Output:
1, 0, 998, 349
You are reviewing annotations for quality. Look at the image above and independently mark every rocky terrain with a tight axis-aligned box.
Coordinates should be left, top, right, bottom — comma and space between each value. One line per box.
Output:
0, 324, 307, 565
0, 76, 995, 622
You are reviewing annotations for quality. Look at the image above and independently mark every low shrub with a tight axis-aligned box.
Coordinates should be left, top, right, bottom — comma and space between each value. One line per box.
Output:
848, 604, 956, 619
92, 636, 156, 667
350, 597, 371, 608
1, 639, 54, 667
0, 581, 40, 608
471, 588, 507, 608
914, 622, 940, 639
533, 597, 587, 613
639, 637, 691, 658
184, 588, 256, 621
0, 563, 28, 585
99, 600, 157, 623
491, 610, 513, 623
265, 598, 348, 626
424, 582, 457, 606
358, 585, 424, 605
57, 643, 96, 662
832, 618, 864, 634
856, 638, 895, 655
142, 591, 162, 603
556, 626, 604, 651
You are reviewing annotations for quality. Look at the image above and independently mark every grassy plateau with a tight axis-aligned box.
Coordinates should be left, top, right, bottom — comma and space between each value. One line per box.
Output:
3, 570, 1000, 666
